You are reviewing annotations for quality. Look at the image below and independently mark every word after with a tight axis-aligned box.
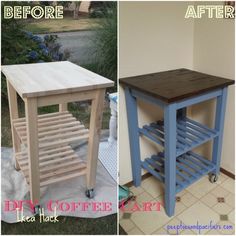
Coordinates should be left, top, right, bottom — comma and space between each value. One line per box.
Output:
185, 5, 235, 19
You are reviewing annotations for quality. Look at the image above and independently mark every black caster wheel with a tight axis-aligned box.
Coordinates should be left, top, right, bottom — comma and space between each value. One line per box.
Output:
14, 167, 20, 171
209, 173, 218, 183
33, 205, 41, 214
85, 189, 94, 199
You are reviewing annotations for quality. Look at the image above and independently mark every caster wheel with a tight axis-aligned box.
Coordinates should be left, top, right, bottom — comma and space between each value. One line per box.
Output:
33, 205, 40, 214
85, 189, 94, 199
209, 174, 218, 183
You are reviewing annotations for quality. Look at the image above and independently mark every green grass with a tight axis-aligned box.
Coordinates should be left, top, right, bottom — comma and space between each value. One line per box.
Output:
24, 17, 102, 34
1, 214, 117, 235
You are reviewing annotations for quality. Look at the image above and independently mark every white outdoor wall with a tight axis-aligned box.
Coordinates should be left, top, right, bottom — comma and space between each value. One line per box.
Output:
119, 2, 194, 184
119, 1, 235, 185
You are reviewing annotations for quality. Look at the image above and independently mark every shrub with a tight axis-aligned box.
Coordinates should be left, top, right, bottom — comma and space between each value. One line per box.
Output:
1, 22, 69, 99
88, 3, 117, 89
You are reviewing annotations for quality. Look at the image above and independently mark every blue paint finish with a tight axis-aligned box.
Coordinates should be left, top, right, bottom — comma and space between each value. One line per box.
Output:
176, 161, 199, 178
124, 84, 229, 217
212, 87, 228, 174
189, 151, 214, 167
131, 89, 165, 108
124, 87, 141, 186
185, 117, 218, 135
176, 89, 221, 109
177, 123, 206, 140
139, 127, 164, 146
185, 153, 208, 170
164, 103, 177, 217
176, 169, 191, 183
179, 156, 204, 174
142, 161, 164, 182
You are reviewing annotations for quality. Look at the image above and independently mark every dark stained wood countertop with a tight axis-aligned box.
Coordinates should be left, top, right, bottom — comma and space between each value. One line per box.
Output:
119, 68, 234, 103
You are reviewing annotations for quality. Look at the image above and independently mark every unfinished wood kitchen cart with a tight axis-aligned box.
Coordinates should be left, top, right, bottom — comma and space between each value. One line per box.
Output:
120, 68, 234, 217
2, 61, 114, 208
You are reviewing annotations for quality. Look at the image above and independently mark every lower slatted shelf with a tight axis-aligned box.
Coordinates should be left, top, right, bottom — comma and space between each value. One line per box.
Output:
13, 111, 89, 149
139, 117, 218, 156
141, 151, 216, 193
15, 145, 86, 187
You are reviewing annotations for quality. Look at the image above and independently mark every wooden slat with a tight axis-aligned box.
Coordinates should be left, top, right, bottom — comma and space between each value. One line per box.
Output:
38, 129, 89, 143
26, 121, 81, 133
20, 154, 79, 170
15, 117, 76, 130
19, 124, 85, 140
15, 144, 87, 188
16, 146, 71, 160
19, 149, 75, 165
21, 158, 85, 175
40, 163, 86, 180
40, 170, 86, 187
38, 125, 85, 137
13, 111, 69, 123
13, 112, 71, 126
13, 112, 89, 149
39, 134, 89, 149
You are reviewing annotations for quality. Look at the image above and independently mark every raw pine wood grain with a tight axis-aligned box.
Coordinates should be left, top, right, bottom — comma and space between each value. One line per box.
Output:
4, 61, 114, 202
15, 145, 87, 187
2, 61, 114, 98
7, 80, 21, 170
25, 97, 40, 202
86, 89, 106, 189
13, 112, 89, 149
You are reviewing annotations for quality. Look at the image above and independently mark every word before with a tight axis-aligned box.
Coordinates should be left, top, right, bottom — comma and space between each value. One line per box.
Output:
185, 5, 235, 19
4, 6, 63, 19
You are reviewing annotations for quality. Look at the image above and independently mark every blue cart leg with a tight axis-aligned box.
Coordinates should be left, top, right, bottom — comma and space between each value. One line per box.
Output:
212, 87, 228, 175
164, 103, 177, 217
124, 87, 142, 187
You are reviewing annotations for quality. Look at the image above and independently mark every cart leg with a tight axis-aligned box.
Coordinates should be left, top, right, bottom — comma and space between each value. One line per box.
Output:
212, 87, 228, 175
124, 87, 141, 187
177, 107, 187, 119
25, 98, 40, 205
7, 80, 21, 170
86, 89, 105, 194
164, 103, 177, 217
59, 103, 67, 112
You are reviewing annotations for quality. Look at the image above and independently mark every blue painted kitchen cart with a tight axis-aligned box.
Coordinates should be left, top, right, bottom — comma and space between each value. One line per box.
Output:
120, 69, 234, 217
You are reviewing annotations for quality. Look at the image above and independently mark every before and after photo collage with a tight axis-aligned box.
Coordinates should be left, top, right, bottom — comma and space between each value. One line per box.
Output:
0, 0, 235, 235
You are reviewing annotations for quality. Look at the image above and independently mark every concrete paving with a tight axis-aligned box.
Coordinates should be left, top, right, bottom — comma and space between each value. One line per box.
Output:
40, 30, 96, 65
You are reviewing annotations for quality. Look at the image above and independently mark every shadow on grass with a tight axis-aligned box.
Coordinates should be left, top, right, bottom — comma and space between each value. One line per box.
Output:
1, 214, 117, 235
24, 23, 51, 34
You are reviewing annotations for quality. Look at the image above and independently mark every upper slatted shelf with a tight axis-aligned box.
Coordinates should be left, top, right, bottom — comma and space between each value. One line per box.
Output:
139, 117, 218, 157
13, 111, 89, 150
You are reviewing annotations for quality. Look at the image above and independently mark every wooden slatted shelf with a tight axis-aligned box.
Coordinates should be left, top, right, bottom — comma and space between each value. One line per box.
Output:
142, 151, 216, 193
15, 145, 87, 187
13, 111, 89, 149
139, 117, 219, 157
12, 111, 89, 187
